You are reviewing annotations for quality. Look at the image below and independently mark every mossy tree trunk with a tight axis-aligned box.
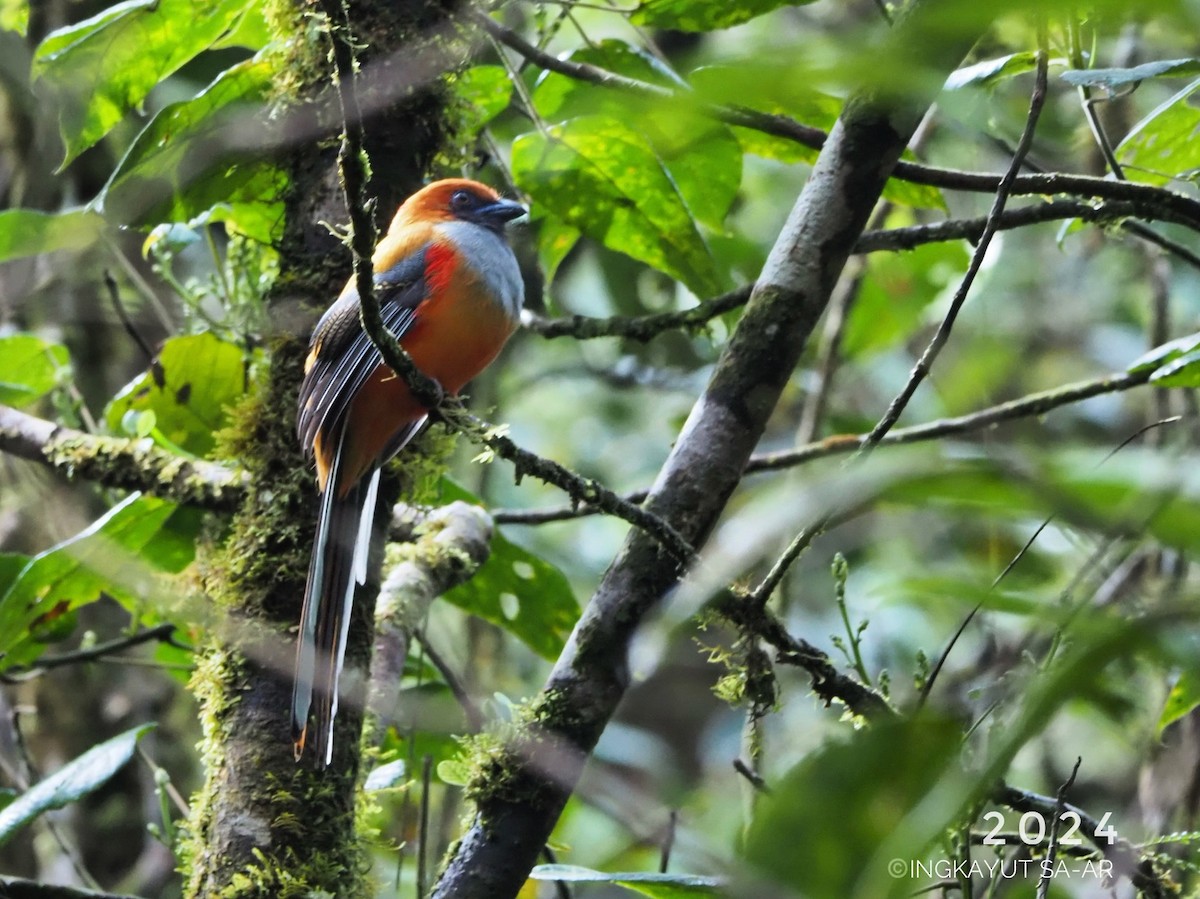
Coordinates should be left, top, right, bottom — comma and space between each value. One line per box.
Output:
181, 1, 456, 895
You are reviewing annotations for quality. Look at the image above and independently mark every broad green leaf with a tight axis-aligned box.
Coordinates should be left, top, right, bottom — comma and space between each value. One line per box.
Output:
1159, 669, 1200, 734
631, 0, 817, 32
452, 65, 513, 138
101, 57, 284, 242
442, 529, 578, 661
945, 52, 1040, 89
1149, 347, 1200, 386
1117, 78, 1200, 185
842, 238, 969, 357
532, 41, 685, 121
513, 116, 726, 296
0, 334, 69, 407
532, 42, 741, 231
438, 481, 578, 660
0, 0, 27, 36
0, 495, 197, 669
529, 865, 723, 897
1062, 58, 1200, 91
0, 724, 153, 847
1128, 331, 1200, 374
0, 554, 27, 596
105, 333, 250, 458
532, 211, 581, 292
0, 208, 105, 263
32, 0, 255, 165
212, 0, 271, 51
743, 717, 964, 898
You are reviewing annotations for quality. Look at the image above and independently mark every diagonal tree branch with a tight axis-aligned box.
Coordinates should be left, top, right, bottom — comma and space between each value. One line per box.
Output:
432, 3, 984, 895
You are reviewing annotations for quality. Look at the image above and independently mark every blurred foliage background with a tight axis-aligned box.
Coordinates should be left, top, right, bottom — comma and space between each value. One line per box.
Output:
2, 0, 1200, 896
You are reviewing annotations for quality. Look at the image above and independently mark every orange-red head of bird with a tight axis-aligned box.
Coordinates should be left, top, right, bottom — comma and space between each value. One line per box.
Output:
387, 178, 526, 235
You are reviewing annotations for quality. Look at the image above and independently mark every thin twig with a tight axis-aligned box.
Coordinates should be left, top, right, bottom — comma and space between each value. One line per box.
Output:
732, 758, 770, 793
860, 47, 1050, 453
659, 809, 677, 873
1036, 757, 1082, 899
491, 367, 1154, 526
417, 633, 484, 733
0, 624, 185, 683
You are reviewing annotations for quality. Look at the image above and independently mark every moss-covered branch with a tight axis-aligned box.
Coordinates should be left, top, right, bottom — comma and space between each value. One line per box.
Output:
368, 501, 494, 737
0, 403, 246, 511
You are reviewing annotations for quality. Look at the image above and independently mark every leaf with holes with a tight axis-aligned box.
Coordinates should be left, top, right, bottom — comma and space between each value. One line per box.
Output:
105, 333, 250, 459
438, 483, 578, 660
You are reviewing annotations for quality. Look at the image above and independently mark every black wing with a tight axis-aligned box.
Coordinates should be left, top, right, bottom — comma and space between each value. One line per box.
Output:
297, 250, 429, 457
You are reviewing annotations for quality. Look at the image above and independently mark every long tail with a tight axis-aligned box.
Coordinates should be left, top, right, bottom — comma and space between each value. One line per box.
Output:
292, 425, 381, 767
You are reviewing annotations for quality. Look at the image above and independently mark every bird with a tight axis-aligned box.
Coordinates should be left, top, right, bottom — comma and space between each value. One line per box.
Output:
292, 178, 526, 766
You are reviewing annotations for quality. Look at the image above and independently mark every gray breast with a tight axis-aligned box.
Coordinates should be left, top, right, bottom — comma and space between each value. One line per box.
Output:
436, 220, 524, 319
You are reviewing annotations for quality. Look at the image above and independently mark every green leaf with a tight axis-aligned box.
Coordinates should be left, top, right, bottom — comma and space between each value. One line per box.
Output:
532, 211, 581, 292
532, 42, 742, 231
742, 717, 964, 898
631, 0, 817, 32
529, 865, 723, 897
0, 724, 153, 847
1062, 58, 1200, 91
0, 495, 197, 670
1117, 78, 1200, 185
0, 334, 69, 407
436, 756, 471, 787
1149, 347, 1200, 386
513, 116, 727, 296
842, 237, 970, 356
105, 333, 250, 458
0, 0, 28, 36
438, 481, 578, 660
32, 0, 255, 165
1159, 669, 1200, 735
452, 65, 513, 138
212, 1, 271, 51
101, 56, 284, 241
945, 52, 1040, 89
1128, 331, 1200, 374
0, 208, 105, 263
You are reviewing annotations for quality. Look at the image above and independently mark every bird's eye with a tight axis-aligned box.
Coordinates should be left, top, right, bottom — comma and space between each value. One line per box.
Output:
450, 189, 473, 209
